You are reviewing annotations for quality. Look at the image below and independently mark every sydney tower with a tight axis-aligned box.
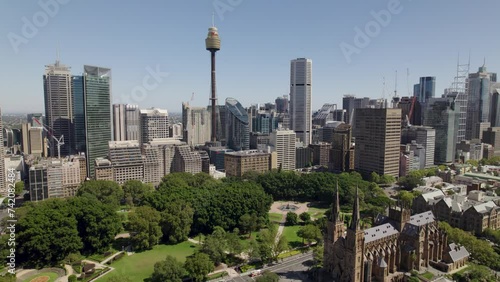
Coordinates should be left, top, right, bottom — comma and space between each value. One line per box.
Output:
205, 23, 221, 142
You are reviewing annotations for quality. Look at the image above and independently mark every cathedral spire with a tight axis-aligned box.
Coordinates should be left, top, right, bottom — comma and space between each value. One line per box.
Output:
350, 186, 361, 230
333, 180, 341, 222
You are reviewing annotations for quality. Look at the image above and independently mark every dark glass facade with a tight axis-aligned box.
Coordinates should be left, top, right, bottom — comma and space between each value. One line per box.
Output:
72, 75, 86, 153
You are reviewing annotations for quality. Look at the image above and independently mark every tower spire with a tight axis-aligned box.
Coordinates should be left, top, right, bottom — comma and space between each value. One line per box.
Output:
333, 180, 341, 221
212, 11, 215, 27
350, 186, 361, 230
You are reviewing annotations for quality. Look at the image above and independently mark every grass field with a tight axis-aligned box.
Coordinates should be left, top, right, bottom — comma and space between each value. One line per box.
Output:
23, 271, 60, 282
282, 226, 303, 248
306, 207, 328, 220
268, 212, 284, 223
98, 241, 198, 281
421, 271, 434, 279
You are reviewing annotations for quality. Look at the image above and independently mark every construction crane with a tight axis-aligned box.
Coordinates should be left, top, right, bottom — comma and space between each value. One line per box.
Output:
32, 117, 64, 159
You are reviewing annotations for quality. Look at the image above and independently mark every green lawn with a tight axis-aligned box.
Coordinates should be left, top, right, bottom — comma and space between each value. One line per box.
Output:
23, 271, 60, 282
268, 212, 283, 223
282, 226, 303, 248
306, 207, 328, 220
98, 241, 198, 281
421, 271, 434, 279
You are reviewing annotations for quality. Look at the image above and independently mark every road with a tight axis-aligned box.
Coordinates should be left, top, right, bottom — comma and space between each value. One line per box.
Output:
228, 253, 313, 282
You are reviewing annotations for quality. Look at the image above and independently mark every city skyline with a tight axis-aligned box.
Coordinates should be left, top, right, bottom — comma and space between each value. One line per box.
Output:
2, 1, 500, 114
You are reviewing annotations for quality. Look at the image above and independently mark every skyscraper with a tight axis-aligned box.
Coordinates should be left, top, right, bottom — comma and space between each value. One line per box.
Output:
225, 97, 250, 151
466, 65, 497, 140
0, 108, 5, 196
414, 77, 436, 104
43, 60, 73, 156
182, 102, 211, 146
72, 75, 86, 153
401, 126, 436, 168
113, 104, 140, 141
108, 140, 144, 184
354, 108, 401, 177
140, 108, 169, 145
83, 65, 112, 178
423, 97, 459, 164
275, 95, 289, 113
270, 129, 296, 170
290, 58, 312, 145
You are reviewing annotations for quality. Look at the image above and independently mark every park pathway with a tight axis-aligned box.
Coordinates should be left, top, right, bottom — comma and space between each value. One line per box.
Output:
275, 212, 286, 243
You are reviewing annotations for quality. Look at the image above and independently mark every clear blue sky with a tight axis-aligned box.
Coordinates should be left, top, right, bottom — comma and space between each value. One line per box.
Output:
1, 0, 499, 114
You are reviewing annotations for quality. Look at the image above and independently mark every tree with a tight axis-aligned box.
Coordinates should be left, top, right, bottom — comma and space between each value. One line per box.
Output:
285, 212, 298, 226
17, 199, 82, 267
14, 181, 24, 196
68, 275, 77, 282
151, 255, 186, 282
398, 175, 424, 190
226, 230, 243, 255
160, 201, 194, 244
184, 252, 214, 282
299, 212, 311, 224
257, 224, 288, 263
122, 180, 153, 206
255, 271, 279, 282
380, 174, 395, 184
128, 206, 162, 251
452, 264, 497, 282
312, 245, 324, 268
398, 191, 415, 207
202, 227, 227, 264
77, 180, 123, 208
247, 239, 261, 261
297, 224, 322, 245
369, 172, 380, 183
69, 196, 122, 254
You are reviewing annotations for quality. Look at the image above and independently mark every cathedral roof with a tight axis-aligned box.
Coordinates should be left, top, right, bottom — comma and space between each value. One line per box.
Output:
447, 243, 470, 262
377, 257, 388, 268
364, 223, 399, 243
408, 211, 435, 226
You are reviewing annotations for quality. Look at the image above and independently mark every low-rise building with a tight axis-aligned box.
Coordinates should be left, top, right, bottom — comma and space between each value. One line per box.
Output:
224, 150, 273, 177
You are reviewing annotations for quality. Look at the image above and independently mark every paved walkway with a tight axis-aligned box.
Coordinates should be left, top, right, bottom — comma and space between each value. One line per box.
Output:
54, 265, 74, 282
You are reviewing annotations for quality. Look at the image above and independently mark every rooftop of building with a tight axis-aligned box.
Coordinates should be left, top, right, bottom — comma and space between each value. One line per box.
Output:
447, 243, 470, 262
225, 150, 269, 157
109, 140, 140, 148
140, 108, 168, 115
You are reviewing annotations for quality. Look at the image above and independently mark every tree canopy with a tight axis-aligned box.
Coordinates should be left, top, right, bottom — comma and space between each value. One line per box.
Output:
128, 206, 163, 251
151, 255, 186, 282
77, 180, 123, 208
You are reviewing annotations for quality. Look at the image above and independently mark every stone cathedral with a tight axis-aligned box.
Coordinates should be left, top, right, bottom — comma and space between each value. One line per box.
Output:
323, 186, 462, 282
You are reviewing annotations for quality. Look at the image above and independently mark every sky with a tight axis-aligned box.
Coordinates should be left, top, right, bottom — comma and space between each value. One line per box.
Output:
1, 0, 500, 114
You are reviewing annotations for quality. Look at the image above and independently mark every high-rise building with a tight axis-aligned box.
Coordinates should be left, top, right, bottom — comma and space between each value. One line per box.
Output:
140, 108, 169, 145
172, 145, 202, 174
182, 103, 211, 146
290, 58, 312, 145
29, 164, 48, 201
397, 96, 422, 126
313, 104, 337, 127
142, 144, 162, 187
113, 104, 140, 141
27, 113, 44, 127
414, 76, 436, 104
275, 95, 289, 113
83, 65, 112, 178
490, 87, 500, 127
43, 60, 73, 156
310, 142, 332, 167
354, 108, 401, 177
224, 150, 274, 177
466, 65, 497, 140
94, 158, 113, 181
342, 95, 374, 124
225, 97, 250, 151
0, 108, 5, 196
423, 97, 459, 164
482, 127, 500, 157
401, 126, 436, 168
330, 123, 354, 172
72, 75, 86, 153
170, 123, 183, 139
108, 141, 144, 184
28, 127, 45, 157
270, 129, 296, 170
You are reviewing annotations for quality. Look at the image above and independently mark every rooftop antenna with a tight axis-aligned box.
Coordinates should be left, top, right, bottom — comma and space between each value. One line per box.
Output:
56, 43, 60, 65
382, 76, 386, 108
394, 70, 398, 98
